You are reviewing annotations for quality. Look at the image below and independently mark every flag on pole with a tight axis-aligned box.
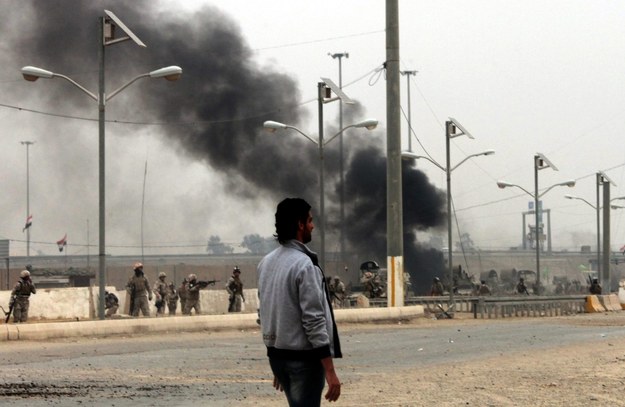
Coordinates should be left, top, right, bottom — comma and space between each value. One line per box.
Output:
57, 234, 67, 252
22, 215, 33, 232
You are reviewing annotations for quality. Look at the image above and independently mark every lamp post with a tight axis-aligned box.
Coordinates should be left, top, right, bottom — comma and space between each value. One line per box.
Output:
402, 137, 494, 306
328, 52, 349, 269
21, 10, 182, 319
565, 191, 625, 287
20, 141, 35, 260
263, 118, 378, 269
497, 154, 574, 293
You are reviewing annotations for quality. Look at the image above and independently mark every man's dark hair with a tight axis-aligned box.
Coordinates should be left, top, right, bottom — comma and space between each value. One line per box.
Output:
274, 198, 311, 244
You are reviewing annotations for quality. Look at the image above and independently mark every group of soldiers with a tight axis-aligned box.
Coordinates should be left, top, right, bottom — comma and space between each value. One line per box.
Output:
113, 263, 245, 318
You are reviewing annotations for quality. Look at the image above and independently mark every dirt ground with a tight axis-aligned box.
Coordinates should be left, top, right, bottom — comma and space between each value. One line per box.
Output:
3, 312, 625, 406
351, 313, 625, 407
243, 312, 625, 407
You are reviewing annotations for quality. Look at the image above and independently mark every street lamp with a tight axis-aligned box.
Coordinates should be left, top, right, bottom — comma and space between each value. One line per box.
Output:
497, 153, 574, 293
21, 10, 182, 319
565, 186, 625, 292
264, 118, 378, 269
20, 141, 35, 260
328, 52, 349, 269
402, 140, 494, 307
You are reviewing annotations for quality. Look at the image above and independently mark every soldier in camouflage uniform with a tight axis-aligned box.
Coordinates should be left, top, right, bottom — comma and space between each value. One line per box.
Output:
126, 262, 152, 317
429, 277, 445, 296
226, 266, 245, 312
104, 291, 119, 318
153, 272, 168, 316
332, 276, 346, 308
165, 282, 179, 316
184, 274, 202, 315
10, 269, 37, 323
178, 278, 189, 314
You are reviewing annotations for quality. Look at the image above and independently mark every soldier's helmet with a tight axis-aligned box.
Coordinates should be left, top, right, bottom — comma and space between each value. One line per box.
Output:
158, 272, 167, 278
233, 266, 241, 274
188, 273, 197, 281
334, 276, 340, 281
133, 262, 143, 270
434, 277, 440, 282
20, 269, 30, 278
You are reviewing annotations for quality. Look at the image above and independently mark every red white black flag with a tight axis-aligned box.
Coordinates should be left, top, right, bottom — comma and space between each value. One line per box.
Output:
23, 214, 32, 232
57, 234, 67, 252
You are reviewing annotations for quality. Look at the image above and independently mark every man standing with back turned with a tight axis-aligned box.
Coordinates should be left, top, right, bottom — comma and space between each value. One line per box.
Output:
257, 198, 342, 406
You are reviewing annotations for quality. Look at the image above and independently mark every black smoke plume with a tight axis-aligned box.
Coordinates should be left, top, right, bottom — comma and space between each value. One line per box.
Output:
9, 1, 448, 290
343, 148, 446, 294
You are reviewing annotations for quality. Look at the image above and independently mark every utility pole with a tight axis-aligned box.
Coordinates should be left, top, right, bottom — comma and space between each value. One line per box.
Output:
329, 51, 349, 271
21, 141, 35, 260
386, 0, 404, 306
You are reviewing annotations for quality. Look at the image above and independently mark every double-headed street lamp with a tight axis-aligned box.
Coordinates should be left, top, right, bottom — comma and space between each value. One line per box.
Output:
21, 10, 182, 319
565, 185, 625, 292
264, 118, 378, 269
497, 153, 575, 293
402, 118, 494, 308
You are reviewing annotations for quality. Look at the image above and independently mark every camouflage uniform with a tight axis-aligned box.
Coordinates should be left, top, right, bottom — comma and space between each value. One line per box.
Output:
105, 291, 119, 318
165, 283, 179, 316
153, 272, 168, 316
184, 274, 201, 315
11, 271, 36, 323
126, 264, 152, 317
332, 277, 346, 308
516, 279, 529, 295
430, 278, 444, 296
226, 267, 245, 312
589, 279, 602, 295
361, 272, 382, 298
178, 278, 189, 314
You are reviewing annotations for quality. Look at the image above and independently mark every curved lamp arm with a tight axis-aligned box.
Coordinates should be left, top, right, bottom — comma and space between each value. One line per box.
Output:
450, 150, 495, 172
323, 118, 378, 146
401, 151, 445, 171
107, 66, 182, 101
564, 194, 596, 210
21, 66, 98, 101
538, 180, 575, 198
496, 181, 534, 198
263, 121, 318, 145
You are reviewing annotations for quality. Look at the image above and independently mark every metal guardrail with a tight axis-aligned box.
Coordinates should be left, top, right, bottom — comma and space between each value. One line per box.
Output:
352, 295, 589, 319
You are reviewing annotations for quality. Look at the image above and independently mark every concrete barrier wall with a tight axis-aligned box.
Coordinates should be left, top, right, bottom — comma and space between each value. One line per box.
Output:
0, 305, 425, 342
0, 287, 260, 320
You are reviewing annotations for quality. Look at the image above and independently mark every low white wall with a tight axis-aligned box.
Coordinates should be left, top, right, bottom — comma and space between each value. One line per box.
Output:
0, 287, 259, 320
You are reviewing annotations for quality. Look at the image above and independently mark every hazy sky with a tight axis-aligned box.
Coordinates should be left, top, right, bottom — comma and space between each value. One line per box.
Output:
2, 0, 625, 258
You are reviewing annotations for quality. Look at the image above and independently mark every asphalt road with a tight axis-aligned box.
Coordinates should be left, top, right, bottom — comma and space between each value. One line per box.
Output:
1, 314, 625, 406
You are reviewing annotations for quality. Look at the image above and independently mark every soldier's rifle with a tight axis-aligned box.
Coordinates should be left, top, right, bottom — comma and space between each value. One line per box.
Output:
192, 280, 219, 289
3, 297, 15, 323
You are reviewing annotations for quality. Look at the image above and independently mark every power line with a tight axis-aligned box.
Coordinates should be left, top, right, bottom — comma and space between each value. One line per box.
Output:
252, 30, 384, 51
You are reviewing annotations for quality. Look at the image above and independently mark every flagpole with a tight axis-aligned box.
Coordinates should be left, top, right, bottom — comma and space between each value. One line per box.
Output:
87, 219, 90, 272
141, 160, 147, 264
21, 141, 35, 260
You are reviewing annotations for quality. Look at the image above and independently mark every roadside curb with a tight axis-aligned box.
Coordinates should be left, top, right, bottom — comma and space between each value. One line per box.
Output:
1, 305, 424, 341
